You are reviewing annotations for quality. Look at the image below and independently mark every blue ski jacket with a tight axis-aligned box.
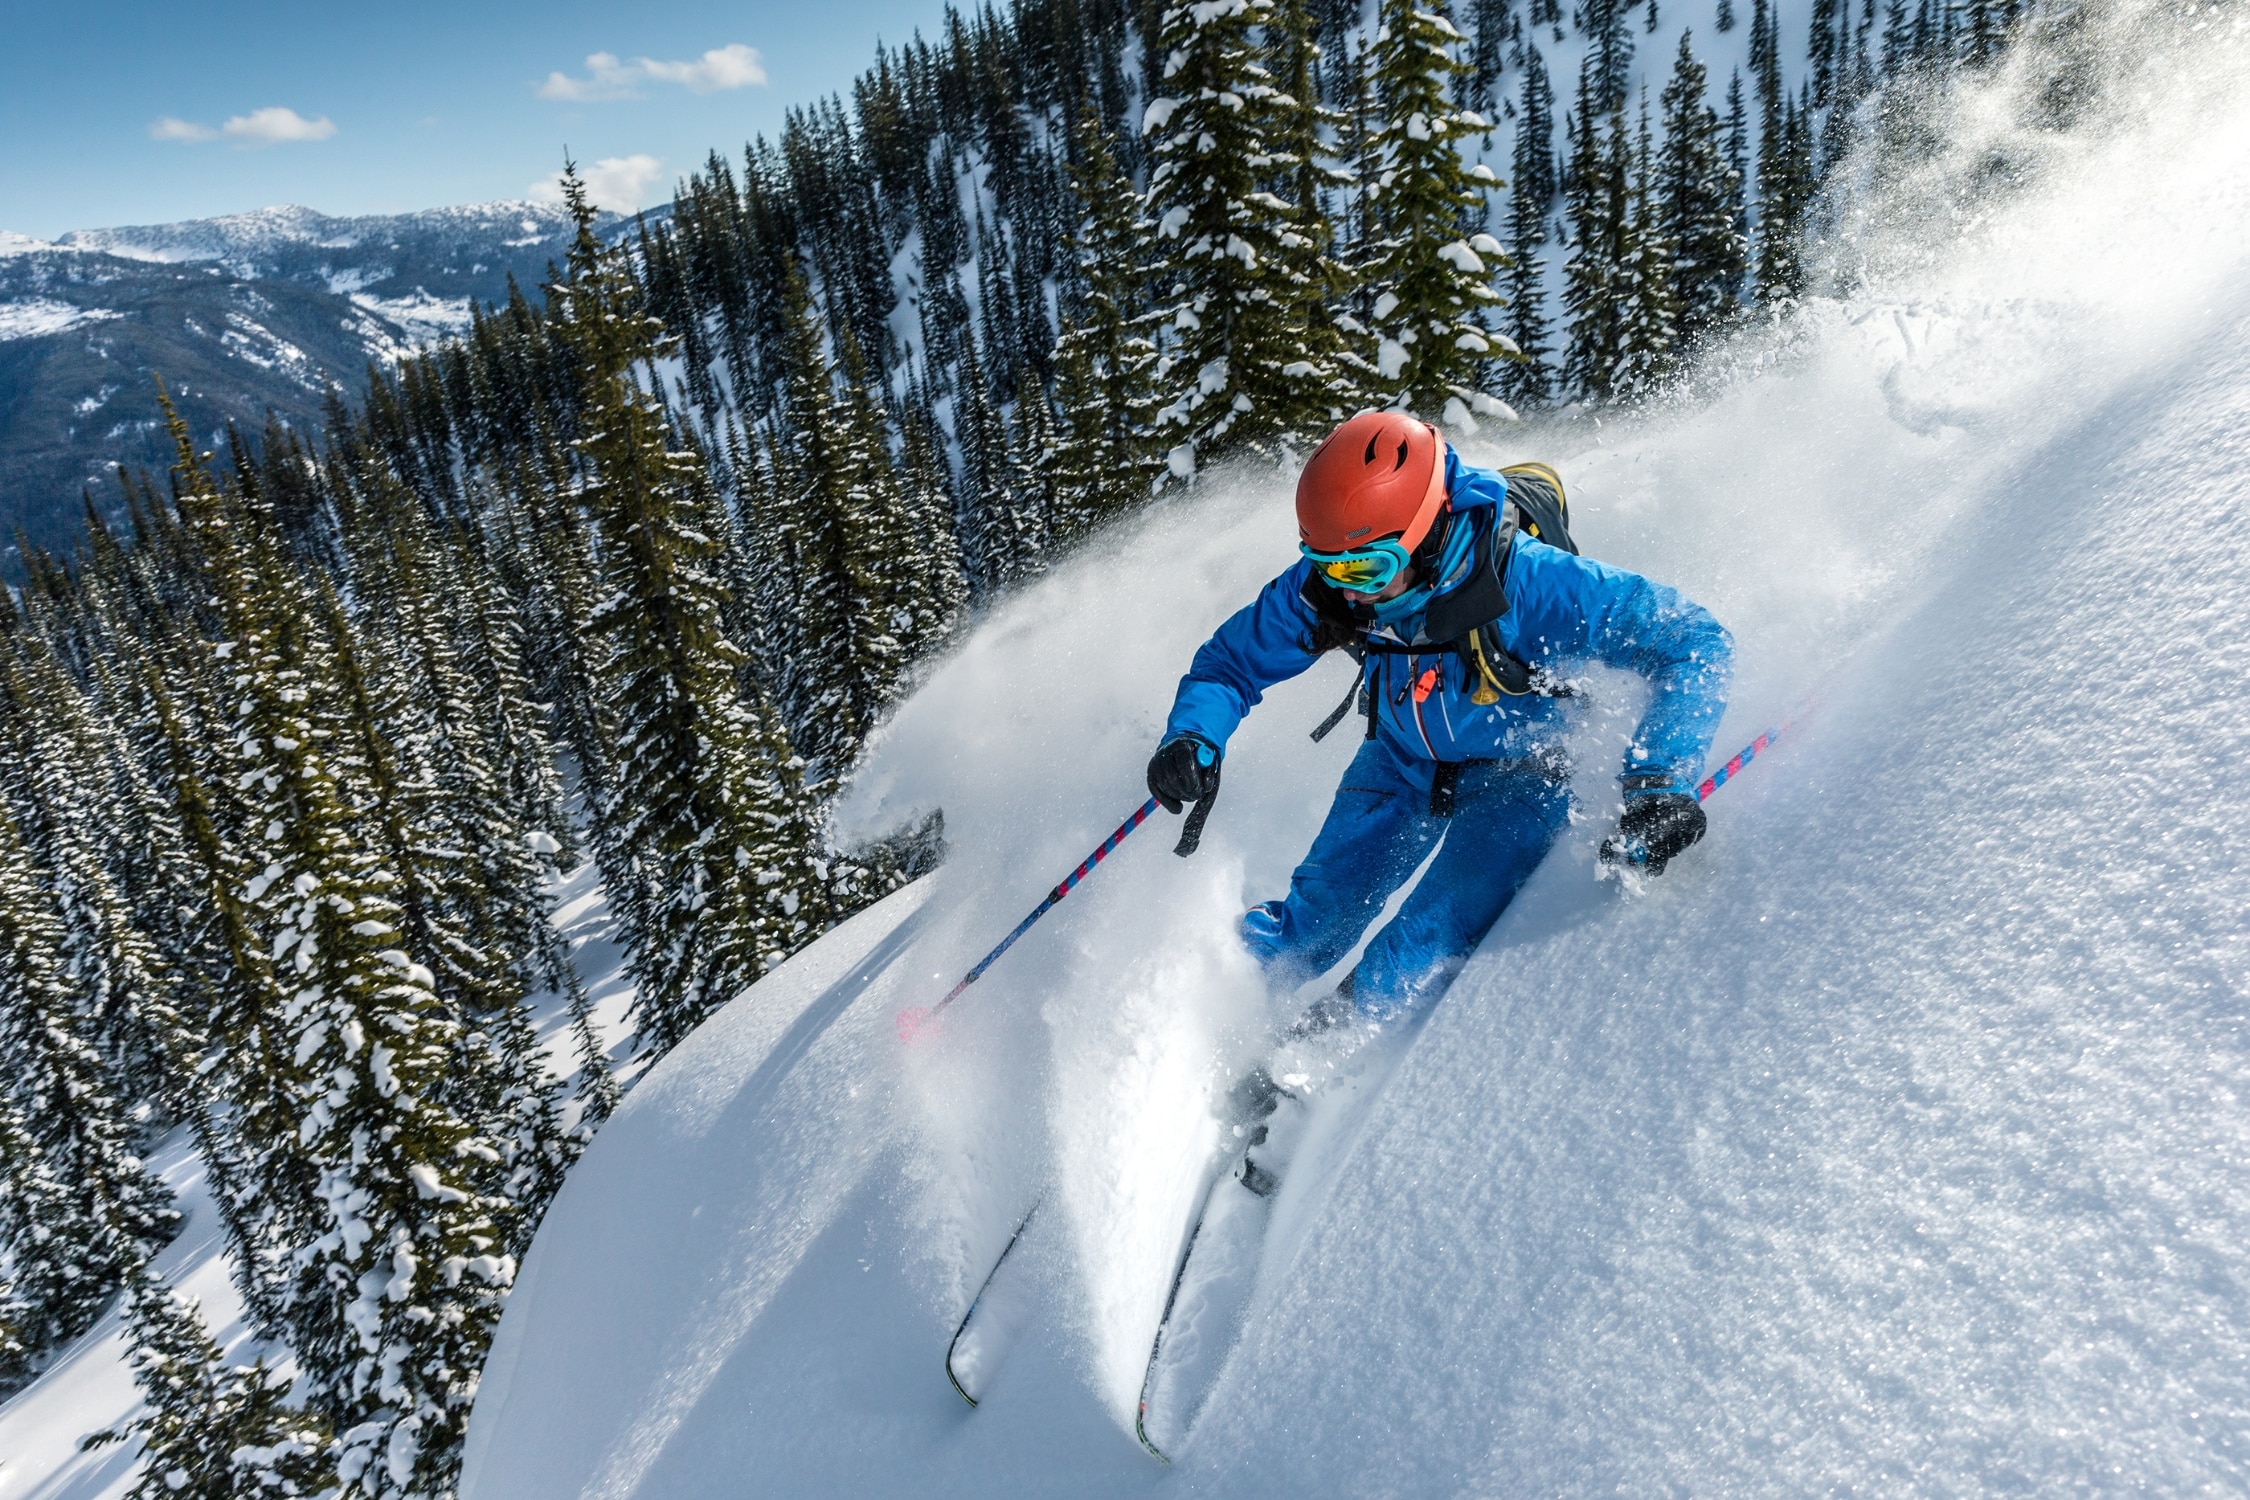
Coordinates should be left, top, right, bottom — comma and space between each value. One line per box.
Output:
1163, 451, 1734, 792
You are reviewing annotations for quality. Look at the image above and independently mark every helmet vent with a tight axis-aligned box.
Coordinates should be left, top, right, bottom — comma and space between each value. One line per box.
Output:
1393, 439, 1410, 471
1362, 433, 1380, 465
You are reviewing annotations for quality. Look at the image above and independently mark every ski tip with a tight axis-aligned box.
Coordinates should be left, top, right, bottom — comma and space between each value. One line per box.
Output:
1134, 1403, 1173, 1464
945, 1356, 980, 1409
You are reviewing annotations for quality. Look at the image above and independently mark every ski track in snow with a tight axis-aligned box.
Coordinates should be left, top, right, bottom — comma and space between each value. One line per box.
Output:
457, 10, 2250, 1495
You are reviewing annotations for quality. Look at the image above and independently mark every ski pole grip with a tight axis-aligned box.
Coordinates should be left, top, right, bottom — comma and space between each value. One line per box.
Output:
1174, 783, 1217, 857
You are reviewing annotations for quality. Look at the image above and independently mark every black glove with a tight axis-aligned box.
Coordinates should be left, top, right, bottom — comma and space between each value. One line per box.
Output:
1599, 792, 1706, 875
1147, 735, 1222, 814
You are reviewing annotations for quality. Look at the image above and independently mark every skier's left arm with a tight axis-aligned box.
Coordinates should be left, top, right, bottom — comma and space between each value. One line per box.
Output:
1509, 543, 1735, 792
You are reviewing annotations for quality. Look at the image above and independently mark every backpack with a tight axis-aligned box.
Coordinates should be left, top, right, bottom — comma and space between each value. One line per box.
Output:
1428, 462, 1576, 703
1493, 462, 1577, 557
1302, 462, 1580, 736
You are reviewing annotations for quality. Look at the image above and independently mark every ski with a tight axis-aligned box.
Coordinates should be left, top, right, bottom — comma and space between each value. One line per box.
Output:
1135, 1069, 1311, 1461
945, 1198, 1044, 1407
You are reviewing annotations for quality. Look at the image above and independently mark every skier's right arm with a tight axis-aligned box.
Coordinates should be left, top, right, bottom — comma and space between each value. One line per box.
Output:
1161, 561, 1326, 755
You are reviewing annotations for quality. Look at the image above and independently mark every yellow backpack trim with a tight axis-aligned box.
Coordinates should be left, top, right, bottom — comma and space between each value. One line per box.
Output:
1497, 461, 1569, 544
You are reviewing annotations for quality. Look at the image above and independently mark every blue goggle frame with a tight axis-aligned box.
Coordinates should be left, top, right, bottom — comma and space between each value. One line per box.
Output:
1301, 536, 1413, 594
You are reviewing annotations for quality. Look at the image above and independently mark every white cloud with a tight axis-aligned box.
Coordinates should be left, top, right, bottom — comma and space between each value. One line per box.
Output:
150, 106, 334, 146
528, 155, 668, 213
537, 43, 766, 102
223, 107, 336, 143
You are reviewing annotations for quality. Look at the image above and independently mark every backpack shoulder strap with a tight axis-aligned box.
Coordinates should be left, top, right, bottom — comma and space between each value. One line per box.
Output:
1422, 503, 1570, 701
1421, 502, 1517, 644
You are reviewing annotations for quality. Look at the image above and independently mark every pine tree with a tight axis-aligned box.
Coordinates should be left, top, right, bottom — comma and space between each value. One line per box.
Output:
446, 527, 574, 866
1881, 0, 1913, 74
137, 645, 311, 1337
1584, 0, 1637, 110
1360, 0, 1519, 428
1466, 0, 1512, 113
0, 800, 177, 1358
1503, 45, 1558, 406
770, 266, 886, 774
1725, 71, 1752, 249
321, 519, 575, 1227
896, 380, 971, 618
1611, 94, 1681, 395
1046, 113, 1164, 533
160, 404, 523, 1498
0, 1090, 97, 1390
84, 1273, 338, 1500
75, 653, 225, 1124
1658, 31, 1748, 351
1811, 0, 1842, 104
549, 167, 827, 1059
954, 329, 1041, 586
1754, 89, 1816, 303
1561, 68, 1626, 399
1139, 0, 1339, 474
840, 326, 962, 708
0, 637, 179, 1117
1268, 0, 1368, 413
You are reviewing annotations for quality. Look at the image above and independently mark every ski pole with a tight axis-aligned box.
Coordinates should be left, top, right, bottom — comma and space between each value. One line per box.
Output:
898, 796, 1165, 1042
1695, 692, 1818, 804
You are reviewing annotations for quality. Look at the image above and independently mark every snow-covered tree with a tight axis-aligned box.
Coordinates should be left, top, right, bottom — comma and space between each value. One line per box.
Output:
318, 533, 575, 1226
771, 272, 961, 777
1659, 33, 1749, 350
1562, 68, 1626, 398
85, 1273, 338, 1500
1360, 0, 1519, 428
953, 329, 1042, 586
0, 800, 176, 1361
1140, 0, 1340, 474
1267, 0, 1370, 413
160, 400, 527, 1498
1611, 96, 1681, 395
1503, 45, 1559, 406
1045, 125, 1164, 536
0, 1091, 96, 1390
549, 168, 827, 1060
0, 636, 179, 1114
1754, 86, 1817, 303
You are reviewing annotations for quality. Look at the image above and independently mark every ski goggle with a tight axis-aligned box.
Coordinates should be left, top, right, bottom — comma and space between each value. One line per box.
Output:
1302, 536, 1414, 595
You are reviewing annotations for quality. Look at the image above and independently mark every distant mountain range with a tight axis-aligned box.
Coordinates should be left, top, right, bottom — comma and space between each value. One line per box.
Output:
0, 202, 633, 568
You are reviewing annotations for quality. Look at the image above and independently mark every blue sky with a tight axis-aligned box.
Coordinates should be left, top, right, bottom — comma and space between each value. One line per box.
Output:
2, 0, 944, 238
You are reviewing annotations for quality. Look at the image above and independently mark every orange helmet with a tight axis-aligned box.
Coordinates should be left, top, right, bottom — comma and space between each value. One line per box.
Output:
1295, 411, 1448, 554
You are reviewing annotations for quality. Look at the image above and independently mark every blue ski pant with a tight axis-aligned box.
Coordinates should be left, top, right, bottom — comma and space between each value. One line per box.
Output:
1241, 737, 1572, 1020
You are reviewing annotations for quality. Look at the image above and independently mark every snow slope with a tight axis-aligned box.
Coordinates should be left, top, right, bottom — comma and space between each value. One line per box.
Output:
469, 8, 2250, 1493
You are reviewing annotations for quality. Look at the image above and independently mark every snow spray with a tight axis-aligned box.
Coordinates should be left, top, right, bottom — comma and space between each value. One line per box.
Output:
898, 794, 1170, 1042
896, 693, 1811, 1044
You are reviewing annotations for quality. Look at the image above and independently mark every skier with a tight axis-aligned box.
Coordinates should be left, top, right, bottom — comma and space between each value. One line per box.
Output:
1147, 410, 1734, 1031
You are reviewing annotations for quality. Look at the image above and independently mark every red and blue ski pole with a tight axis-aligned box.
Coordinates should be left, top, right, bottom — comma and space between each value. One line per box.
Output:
1695, 692, 1817, 804
896, 792, 1214, 1043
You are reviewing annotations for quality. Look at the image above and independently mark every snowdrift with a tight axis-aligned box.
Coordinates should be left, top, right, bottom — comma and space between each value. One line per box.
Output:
460, 13, 2250, 1496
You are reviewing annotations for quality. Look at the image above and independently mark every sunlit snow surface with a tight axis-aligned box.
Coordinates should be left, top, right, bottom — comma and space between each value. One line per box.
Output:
466, 13, 2250, 1495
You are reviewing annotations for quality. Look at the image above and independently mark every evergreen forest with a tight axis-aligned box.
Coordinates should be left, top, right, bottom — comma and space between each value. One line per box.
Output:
0, 0, 2049, 1492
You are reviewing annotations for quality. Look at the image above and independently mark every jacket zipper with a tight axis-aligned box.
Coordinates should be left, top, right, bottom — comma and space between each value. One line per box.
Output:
1405, 653, 1438, 758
